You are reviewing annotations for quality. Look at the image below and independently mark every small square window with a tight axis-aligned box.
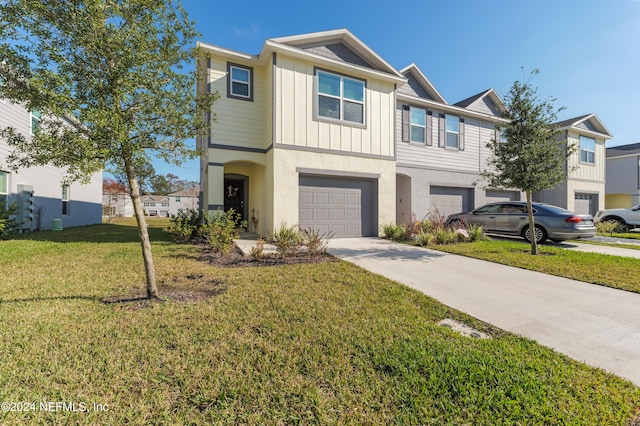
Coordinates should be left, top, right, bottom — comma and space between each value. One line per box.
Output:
227, 63, 253, 101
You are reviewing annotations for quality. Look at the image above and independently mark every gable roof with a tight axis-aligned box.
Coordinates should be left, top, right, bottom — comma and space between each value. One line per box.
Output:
554, 113, 612, 139
169, 187, 200, 197
269, 29, 404, 79
398, 64, 446, 104
606, 142, 640, 158
454, 88, 506, 118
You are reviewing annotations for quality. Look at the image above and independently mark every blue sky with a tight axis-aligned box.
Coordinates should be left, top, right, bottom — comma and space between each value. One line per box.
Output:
159, 0, 640, 182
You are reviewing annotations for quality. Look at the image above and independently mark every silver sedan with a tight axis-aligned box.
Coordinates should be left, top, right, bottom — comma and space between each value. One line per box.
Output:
446, 202, 596, 243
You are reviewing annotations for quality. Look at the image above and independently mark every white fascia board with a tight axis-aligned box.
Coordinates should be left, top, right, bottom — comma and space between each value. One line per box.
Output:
197, 41, 264, 65
606, 152, 640, 160
399, 63, 447, 104
263, 40, 407, 85
559, 126, 613, 140
398, 93, 508, 124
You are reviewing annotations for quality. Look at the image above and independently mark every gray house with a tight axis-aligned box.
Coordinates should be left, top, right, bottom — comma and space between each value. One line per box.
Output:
395, 64, 524, 222
0, 99, 102, 231
604, 143, 640, 208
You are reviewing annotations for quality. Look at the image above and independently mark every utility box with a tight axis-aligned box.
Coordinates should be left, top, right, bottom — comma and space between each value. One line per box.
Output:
16, 184, 35, 232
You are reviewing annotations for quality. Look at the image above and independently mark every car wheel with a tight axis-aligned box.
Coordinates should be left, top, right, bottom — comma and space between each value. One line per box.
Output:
449, 218, 464, 228
523, 225, 547, 244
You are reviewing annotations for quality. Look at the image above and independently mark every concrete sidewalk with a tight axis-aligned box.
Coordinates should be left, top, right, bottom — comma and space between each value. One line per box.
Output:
327, 238, 640, 387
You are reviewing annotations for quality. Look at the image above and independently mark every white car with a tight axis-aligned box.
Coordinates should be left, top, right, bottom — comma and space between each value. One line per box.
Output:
594, 205, 640, 231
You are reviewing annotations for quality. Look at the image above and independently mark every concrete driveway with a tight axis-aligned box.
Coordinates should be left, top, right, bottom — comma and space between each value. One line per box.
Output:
327, 237, 640, 387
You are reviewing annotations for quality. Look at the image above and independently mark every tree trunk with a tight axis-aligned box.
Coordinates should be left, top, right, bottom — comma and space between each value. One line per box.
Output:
124, 155, 159, 298
526, 190, 538, 255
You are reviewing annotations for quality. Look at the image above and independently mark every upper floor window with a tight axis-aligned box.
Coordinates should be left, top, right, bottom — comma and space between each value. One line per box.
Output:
445, 115, 459, 148
175, 196, 181, 202
410, 107, 426, 143
0, 171, 8, 205
316, 70, 365, 125
31, 110, 41, 135
580, 136, 595, 164
227, 63, 253, 101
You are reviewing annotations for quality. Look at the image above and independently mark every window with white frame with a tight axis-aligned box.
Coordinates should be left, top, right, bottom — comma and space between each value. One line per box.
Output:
62, 185, 69, 215
580, 136, 595, 164
227, 63, 253, 101
410, 107, 426, 143
316, 70, 365, 125
0, 171, 8, 205
445, 115, 459, 148
31, 110, 41, 135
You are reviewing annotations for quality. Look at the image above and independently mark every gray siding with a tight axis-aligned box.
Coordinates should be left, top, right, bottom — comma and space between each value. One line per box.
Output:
396, 74, 435, 100
606, 156, 640, 194
302, 43, 373, 69
464, 96, 501, 117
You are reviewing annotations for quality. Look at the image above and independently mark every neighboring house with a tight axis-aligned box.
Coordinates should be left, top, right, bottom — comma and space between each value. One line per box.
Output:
197, 29, 405, 237
102, 192, 134, 217
533, 114, 612, 216
395, 64, 523, 221
604, 142, 640, 208
168, 187, 199, 216
0, 99, 102, 231
141, 194, 171, 217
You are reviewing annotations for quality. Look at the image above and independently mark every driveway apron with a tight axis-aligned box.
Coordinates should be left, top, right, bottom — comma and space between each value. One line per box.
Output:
327, 237, 640, 387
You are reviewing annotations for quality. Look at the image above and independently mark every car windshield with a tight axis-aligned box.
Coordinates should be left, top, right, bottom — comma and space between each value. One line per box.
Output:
632, 204, 640, 211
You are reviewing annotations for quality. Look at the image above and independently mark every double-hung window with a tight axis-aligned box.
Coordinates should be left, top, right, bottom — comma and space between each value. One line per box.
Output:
62, 185, 69, 215
445, 115, 459, 148
316, 70, 365, 125
580, 136, 595, 164
410, 107, 426, 143
0, 171, 8, 205
227, 63, 253, 101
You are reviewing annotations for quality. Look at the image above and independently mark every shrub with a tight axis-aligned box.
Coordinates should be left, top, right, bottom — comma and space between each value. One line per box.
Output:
164, 209, 204, 243
466, 223, 489, 242
250, 237, 265, 259
381, 223, 407, 241
0, 201, 19, 236
415, 231, 435, 247
426, 208, 448, 231
596, 220, 619, 236
268, 224, 302, 257
203, 209, 247, 255
300, 226, 334, 257
434, 228, 458, 245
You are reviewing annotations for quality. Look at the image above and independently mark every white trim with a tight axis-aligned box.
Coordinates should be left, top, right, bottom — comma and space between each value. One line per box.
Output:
399, 64, 447, 104
398, 93, 508, 123
229, 65, 251, 99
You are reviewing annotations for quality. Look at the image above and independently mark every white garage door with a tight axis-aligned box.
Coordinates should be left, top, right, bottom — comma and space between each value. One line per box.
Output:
429, 186, 473, 219
299, 175, 378, 238
575, 193, 596, 215
485, 190, 520, 204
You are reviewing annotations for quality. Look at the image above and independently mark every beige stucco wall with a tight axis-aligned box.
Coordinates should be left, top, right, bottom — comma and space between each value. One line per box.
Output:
270, 148, 396, 234
605, 194, 632, 209
566, 179, 605, 212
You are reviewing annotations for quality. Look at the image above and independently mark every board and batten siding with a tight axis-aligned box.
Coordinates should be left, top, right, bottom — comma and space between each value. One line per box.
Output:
567, 132, 605, 182
207, 57, 267, 150
395, 103, 497, 173
274, 55, 395, 158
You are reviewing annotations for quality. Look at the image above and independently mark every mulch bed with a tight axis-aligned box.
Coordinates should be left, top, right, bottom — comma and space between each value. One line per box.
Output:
200, 244, 338, 268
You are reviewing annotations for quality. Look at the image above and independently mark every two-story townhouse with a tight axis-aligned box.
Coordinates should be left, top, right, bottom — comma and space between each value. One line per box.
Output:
197, 29, 406, 237
102, 191, 134, 217
603, 143, 640, 208
141, 194, 171, 217
0, 100, 102, 231
168, 187, 199, 216
395, 64, 523, 222
534, 114, 612, 216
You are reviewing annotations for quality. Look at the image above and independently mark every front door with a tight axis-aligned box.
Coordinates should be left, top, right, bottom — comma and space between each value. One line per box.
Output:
224, 178, 245, 224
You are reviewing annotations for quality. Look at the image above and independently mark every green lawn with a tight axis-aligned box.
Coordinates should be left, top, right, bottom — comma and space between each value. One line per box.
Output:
434, 239, 640, 294
1, 221, 639, 424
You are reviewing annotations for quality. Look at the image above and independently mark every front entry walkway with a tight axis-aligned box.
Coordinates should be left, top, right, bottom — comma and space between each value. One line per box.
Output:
327, 238, 640, 387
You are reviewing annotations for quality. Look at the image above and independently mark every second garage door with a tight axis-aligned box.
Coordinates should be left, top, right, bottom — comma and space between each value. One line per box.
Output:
485, 190, 520, 204
299, 175, 378, 238
429, 186, 473, 219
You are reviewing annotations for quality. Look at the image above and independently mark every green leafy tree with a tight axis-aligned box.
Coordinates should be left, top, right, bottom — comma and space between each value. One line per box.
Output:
0, 0, 217, 297
484, 70, 574, 255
